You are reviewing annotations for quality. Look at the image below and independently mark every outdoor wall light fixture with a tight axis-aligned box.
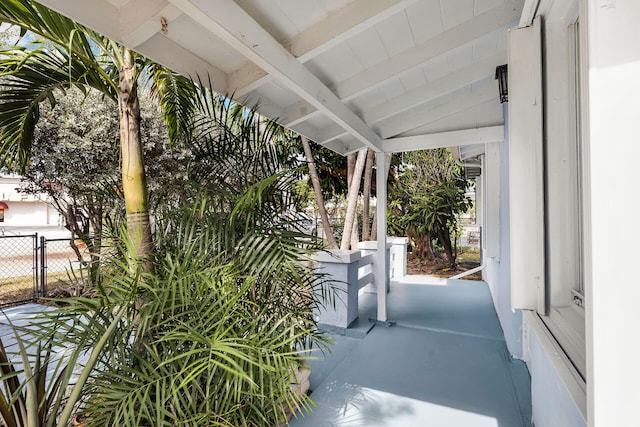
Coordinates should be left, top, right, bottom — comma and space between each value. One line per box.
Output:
495, 64, 508, 103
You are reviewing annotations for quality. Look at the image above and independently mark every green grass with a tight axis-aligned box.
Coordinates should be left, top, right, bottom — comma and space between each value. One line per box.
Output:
0, 271, 77, 305
457, 248, 480, 264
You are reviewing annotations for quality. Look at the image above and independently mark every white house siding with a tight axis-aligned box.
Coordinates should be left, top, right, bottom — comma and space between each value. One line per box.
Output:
483, 100, 586, 427
0, 176, 62, 226
2, 202, 48, 225
524, 316, 587, 427
486, 1, 640, 426
484, 106, 524, 359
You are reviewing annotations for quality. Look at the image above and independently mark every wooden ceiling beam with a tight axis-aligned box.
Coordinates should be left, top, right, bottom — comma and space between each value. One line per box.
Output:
171, 0, 383, 151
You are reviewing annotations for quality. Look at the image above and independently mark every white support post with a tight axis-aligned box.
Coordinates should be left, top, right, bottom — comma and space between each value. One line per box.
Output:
376, 151, 388, 322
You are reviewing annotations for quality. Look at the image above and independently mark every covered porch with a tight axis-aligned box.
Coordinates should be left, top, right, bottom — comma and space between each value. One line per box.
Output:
7, 0, 640, 425
291, 275, 531, 427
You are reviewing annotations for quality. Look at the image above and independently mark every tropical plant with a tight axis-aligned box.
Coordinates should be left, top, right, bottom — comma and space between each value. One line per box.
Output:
0, 23, 17, 47
388, 149, 471, 266
16, 89, 333, 426
0, 308, 128, 427
36, 189, 330, 426
0, 0, 196, 269
184, 90, 304, 222
19, 88, 186, 286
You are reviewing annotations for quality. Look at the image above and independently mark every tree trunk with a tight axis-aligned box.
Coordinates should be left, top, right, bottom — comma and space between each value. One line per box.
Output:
437, 229, 456, 267
347, 153, 355, 194
118, 48, 153, 273
88, 204, 103, 285
361, 148, 374, 240
340, 149, 367, 250
347, 152, 359, 248
301, 136, 338, 249
350, 209, 359, 249
371, 153, 392, 240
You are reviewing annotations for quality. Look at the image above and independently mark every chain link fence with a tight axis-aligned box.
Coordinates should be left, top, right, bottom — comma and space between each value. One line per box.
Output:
40, 237, 89, 298
0, 235, 38, 306
0, 236, 89, 307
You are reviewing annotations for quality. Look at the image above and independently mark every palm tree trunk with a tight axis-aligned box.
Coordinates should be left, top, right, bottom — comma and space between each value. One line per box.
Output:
346, 152, 359, 248
301, 137, 338, 249
371, 153, 392, 240
340, 148, 367, 250
361, 148, 374, 240
350, 208, 359, 249
118, 48, 153, 273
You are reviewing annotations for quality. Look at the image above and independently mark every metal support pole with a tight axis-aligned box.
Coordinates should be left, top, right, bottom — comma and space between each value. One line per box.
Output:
33, 233, 39, 299
40, 236, 46, 297
376, 151, 388, 322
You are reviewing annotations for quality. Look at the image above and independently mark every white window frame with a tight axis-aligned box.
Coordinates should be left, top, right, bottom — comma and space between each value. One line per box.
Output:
510, 1, 587, 382
540, 14, 587, 381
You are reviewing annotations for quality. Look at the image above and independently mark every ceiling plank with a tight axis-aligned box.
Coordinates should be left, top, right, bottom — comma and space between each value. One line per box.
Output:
281, 100, 320, 127
170, 0, 383, 151
380, 126, 504, 153
36, 0, 119, 40
137, 35, 228, 95
119, 0, 183, 47
289, 0, 419, 62
228, 0, 418, 96
287, 122, 322, 145
331, 0, 523, 102
282, 3, 519, 128
307, 52, 505, 144
227, 62, 269, 97
318, 124, 349, 145
375, 83, 498, 139
362, 51, 505, 124
321, 139, 350, 155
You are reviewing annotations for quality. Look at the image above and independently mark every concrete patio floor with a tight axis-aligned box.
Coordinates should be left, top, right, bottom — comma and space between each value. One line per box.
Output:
290, 276, 532, 427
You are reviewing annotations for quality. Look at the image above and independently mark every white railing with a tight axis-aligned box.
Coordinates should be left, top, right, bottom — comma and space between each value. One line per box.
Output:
357, 253, 374, 290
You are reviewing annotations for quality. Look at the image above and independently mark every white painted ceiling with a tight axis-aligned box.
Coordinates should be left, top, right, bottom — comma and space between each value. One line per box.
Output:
38, 0, 524, 154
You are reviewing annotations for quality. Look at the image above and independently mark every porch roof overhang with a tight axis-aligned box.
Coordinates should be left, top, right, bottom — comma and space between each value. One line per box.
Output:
35, 0, 523, 155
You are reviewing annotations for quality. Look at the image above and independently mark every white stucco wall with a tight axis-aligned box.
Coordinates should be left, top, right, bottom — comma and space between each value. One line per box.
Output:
483, 109, 523, 359
524, 314, 587, 427
2, 202, 48, 226
0, 175, 62, 226
585, 1, 640, 425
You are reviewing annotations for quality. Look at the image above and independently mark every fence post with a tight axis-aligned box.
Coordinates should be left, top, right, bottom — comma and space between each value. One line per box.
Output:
40, 236, 46, 298
33, 233, 39, 299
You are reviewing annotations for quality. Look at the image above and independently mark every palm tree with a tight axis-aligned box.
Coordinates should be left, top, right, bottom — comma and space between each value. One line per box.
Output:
24, 91, 332, 426
301, 136, 338, 248
0, 0, 195, 269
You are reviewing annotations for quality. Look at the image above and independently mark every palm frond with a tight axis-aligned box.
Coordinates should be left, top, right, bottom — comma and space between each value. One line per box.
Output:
147, 66, 198, 144
0, 43, 114, 171
0, 0, 105, 67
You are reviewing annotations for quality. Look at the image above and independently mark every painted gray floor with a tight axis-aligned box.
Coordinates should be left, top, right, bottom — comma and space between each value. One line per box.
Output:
0, 303, 83, 383
292, 276, 531, 427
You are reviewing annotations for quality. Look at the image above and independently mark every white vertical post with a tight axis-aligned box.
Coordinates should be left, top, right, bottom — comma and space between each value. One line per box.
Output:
585, 1, 640, 425
376, 151, 388, 322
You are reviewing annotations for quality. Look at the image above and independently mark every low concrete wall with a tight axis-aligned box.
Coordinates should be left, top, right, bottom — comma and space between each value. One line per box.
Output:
524, 314, 586, 427
388, 237, 408, 278
312, 250, 360, 329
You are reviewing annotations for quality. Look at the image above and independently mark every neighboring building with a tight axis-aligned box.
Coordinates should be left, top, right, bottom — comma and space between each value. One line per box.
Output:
0, 174, 62, 226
